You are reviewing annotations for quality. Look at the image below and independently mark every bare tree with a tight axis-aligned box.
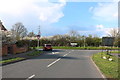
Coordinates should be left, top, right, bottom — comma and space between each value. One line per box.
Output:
11, 22, 27, 41
107, 28, 119, 46
68, 30, 80, 42
107, 28, 119, 37
69, 30, 79, 37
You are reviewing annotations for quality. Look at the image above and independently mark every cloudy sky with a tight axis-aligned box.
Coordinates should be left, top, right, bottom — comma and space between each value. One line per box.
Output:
0, 0, 118, 37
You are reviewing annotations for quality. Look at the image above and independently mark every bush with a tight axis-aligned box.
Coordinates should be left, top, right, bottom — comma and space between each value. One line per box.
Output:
16, 40, 29, 47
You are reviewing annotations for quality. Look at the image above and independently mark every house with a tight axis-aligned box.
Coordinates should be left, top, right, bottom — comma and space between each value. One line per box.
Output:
0, 20, 7, 31
0, 20, 28, 56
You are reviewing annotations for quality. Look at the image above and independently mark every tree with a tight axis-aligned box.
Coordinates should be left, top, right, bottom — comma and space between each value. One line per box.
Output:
69, 30, 79, 42
11, 22, 27, 41
86, 35, 93, 46
69, 30, 79, 37
27, 31, 36, 37
107, 28, 118, 37
107, 28, 119, 46
1, 30, 16, 44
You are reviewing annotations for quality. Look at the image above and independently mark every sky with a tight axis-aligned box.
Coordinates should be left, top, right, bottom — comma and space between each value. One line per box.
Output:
0, 0, 119, 37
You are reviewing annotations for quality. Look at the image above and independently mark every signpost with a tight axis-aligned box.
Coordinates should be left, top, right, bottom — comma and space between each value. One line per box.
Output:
102, 37, 115, 57
37, 34, 40, 48
102, 37, 115, 46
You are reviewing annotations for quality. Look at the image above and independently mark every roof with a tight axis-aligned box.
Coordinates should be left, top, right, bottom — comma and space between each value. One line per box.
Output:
0, 20, 7, 31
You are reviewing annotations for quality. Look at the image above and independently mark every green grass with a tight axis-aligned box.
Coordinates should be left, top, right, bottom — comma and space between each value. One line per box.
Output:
110, 51, 120, 54
34, 46, 120, 50
92, 52, 119, 79
27, 50, 42, 56
0, 57, 25, 64
52, 46, 120, 50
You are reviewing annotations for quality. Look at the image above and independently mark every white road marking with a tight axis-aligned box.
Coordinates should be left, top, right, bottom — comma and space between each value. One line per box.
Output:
55, 52, 59, 54
47, 52, 70, 68
26, 75, 35, 80
47, 58, 61, 67
52, 52, 55, 54
52, 52, 59, 54
63, 54, 68, 57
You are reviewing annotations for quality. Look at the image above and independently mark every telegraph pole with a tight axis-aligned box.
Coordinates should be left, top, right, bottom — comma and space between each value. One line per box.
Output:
37, 26, 40, 48
84, 36, 86, 47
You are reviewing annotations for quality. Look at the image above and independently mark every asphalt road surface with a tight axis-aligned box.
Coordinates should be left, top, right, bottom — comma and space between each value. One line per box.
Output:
2, 49, 104, 79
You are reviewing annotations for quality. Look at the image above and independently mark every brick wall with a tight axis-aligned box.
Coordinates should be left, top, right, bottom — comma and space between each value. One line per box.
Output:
1, 45, 7, 56
1, 44, 28, 56
16, 46, 28, 54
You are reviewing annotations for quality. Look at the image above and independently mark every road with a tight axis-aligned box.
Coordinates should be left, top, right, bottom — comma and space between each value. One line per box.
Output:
2, 49, 104, 79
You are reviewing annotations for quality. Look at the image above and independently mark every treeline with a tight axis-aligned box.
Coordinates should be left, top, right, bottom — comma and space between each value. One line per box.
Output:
3, 22, 119, 48
16, 34, 102, 47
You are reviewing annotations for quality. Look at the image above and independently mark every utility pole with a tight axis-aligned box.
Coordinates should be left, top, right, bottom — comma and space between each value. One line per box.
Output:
84, 36, 86, 47
37, 26, 40, 48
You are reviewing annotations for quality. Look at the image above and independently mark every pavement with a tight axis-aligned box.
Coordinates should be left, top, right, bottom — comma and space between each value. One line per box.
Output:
1, 49, 106, 79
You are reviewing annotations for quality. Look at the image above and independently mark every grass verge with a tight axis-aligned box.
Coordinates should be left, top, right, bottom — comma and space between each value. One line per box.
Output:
34, 46, 120, 50
27, 50, 42, 56
92, 52, 119, 79
0, 57, 25, 64
53, 46, 119, 50
110, 51, 120, 54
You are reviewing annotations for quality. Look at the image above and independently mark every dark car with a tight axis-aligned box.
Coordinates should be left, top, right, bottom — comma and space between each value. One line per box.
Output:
43, 44, 52, 51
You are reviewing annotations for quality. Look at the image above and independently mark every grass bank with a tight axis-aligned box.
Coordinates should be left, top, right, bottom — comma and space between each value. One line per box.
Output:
34, 46, 119, 50
53, 46, 119, 50
92, 52, 119, 79
0, 57, 25, 64
27, 50, 42, 56
110, 51, 120, 54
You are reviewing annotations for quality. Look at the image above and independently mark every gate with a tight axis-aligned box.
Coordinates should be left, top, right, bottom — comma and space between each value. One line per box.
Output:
8, 46, 13, 54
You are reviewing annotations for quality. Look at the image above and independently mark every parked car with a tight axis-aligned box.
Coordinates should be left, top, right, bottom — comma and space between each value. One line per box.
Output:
43, 44, 52, 51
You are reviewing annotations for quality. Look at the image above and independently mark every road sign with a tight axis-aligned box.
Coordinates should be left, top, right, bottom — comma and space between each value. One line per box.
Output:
37, 35, 40, 39
70, 43, 77, 46
102, 37, 115, 46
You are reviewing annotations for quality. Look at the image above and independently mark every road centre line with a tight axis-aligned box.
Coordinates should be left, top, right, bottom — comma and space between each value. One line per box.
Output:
26, 74, 35, 80
47, 58, 61, 67
63, 54, 68, 57
52, 52, 59, 54
47, 53, 70, 68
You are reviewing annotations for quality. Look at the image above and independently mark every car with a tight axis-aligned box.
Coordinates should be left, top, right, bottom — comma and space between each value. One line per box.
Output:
43, 44, 52, 51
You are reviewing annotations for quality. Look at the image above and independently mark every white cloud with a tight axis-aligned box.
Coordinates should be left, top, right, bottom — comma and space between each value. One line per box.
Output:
90, 2, 118, 21
96, 24, 104, 28
77, 24, 117, 37
0, 0, 66, 24
95, 24, 118, 37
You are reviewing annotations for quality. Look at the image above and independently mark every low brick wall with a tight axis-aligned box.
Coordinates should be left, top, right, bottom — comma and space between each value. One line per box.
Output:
1, 44, 28, 56
16, 46, 28, 54
1, 45, 7, 56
